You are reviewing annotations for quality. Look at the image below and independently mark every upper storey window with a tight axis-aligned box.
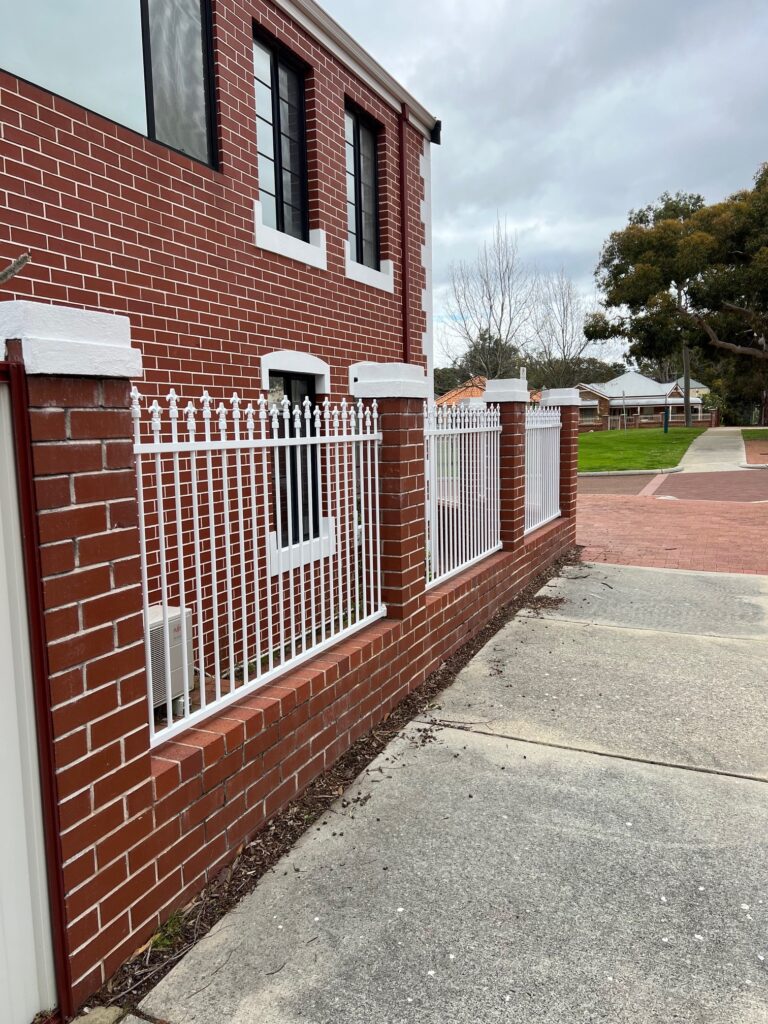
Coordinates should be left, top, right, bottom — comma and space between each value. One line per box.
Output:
0, 0, 216, 166
253, 34, 309, 241
345, 106, 380, 270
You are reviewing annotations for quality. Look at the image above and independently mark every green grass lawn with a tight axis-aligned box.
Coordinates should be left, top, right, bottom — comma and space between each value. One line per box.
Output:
742, 428, 768, 441
578, 427, 707, 473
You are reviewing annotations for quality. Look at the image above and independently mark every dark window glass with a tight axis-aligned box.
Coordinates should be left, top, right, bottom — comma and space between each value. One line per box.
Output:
345, 106, 380, 269
147, 0, 212, 163
253, 36, 308, 241
0, 1, 215, 165
268, 373, 319, 544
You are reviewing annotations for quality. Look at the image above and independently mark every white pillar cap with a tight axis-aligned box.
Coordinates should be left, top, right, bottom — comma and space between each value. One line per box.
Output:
349, 361, 428, 399
0, 300, 142, 378
483, 377, 529, 403
540, 387, 581, 407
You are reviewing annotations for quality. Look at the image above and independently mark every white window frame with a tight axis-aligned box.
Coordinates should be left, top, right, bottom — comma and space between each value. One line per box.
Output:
254, 200, 327, 270
267, 517, 337, 577
343, 241, 394, 293
260, 351, 331, 394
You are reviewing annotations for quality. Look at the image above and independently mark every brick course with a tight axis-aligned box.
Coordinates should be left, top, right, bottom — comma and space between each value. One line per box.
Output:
0, 0, 429, 406
1, 2, 580, 1013
24, 369, 576, 1011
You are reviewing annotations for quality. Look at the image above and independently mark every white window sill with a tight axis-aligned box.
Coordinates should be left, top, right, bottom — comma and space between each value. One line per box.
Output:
343, 241, 394, 293
268, 518, 336, 577
254, 200, 327, 271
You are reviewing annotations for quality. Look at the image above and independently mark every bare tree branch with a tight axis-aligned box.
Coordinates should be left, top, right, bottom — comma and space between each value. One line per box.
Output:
529, 269, 596, 386
446, 219, 535, 374
689, 311, 768, 361
0, 252, 31, 286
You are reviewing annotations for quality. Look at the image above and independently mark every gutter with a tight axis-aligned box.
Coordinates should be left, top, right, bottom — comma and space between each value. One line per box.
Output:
279, 0, 439, 138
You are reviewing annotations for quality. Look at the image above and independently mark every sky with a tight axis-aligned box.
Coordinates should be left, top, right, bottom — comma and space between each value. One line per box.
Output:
321, 0, 768, 361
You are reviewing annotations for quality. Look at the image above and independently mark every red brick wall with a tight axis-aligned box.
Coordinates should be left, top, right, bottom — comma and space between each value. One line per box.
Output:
376, 397, 427, 619
0, 0, 428, 404
498, 402, 526, 549
27, 376, 152, 1004
559, 405, 579, 519
24, 368, 577, 1012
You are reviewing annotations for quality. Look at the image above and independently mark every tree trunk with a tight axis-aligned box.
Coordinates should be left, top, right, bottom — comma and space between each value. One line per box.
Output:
682, 344, 692, 427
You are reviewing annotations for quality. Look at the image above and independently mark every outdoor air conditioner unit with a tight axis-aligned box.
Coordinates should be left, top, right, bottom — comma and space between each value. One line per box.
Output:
148, 605, 194, 709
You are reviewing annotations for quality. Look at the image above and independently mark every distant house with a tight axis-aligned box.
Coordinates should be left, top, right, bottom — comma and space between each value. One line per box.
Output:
672, 376, 709, 400
576, 371, 706, 424
437, 375, 540, 406
437, 375, 488, 405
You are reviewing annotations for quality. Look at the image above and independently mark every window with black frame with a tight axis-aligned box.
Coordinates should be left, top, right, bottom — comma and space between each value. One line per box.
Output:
268, 372, 320, 546
345, 105, 380, 270
0, 0, 216, 166
253, 34, 309, 240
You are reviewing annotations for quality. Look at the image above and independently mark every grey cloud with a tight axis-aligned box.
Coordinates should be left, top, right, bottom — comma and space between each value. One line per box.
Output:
323, 0, 768, 314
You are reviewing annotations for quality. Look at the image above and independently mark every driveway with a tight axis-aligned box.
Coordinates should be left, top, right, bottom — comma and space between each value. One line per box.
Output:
578, 427, 768, 572
578, 495, 768, 573
138, 561, 768, 1024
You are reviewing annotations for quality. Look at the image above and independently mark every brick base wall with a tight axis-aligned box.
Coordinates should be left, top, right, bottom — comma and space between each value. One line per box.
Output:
21, 366, 576, 1012
72, 520, 572, 1006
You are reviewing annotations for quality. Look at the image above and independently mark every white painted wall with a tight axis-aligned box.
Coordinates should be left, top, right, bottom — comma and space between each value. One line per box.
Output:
0, 387, 56, 1022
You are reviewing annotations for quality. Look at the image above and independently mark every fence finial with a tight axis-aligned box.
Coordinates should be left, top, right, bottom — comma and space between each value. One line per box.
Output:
130, 386, 142, 420
167, 389, 179, 420
185, 401, 197, 438
150, 399, 162, 438
201, 390, 212, 421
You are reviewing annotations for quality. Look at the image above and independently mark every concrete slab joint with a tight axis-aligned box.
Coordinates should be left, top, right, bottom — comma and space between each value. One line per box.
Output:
0, 299, 143, 378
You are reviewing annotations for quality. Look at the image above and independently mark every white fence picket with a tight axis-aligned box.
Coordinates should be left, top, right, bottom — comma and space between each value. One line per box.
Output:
132, 387, 384, 745
524, 406, 561, 534
424, 403, 501, 587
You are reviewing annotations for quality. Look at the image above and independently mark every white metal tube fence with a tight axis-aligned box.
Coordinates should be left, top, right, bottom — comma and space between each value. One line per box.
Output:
524, 406, 561, 534
424, 403, 501, 587
132, 388, 384, 745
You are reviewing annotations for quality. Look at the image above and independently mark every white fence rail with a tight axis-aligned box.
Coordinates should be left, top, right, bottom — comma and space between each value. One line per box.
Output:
525, 406, 561, 534
132, 388, 384, 745
424, 403, 501, 587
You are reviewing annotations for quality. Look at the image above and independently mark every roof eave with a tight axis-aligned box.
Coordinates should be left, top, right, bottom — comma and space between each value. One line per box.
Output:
278, 0, 439, 139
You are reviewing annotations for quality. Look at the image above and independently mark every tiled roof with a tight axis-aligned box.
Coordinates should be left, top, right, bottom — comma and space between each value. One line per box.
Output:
436, 376, 487, 405
436, 377, 541, 405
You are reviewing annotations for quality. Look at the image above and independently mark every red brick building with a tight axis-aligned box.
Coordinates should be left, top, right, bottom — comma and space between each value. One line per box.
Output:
0, 0, 439, 401
0, 4, 577, 1021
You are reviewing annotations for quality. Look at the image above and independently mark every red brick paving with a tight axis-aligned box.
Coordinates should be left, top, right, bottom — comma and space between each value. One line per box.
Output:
745, 438, 768, 465
577, 494, 768, 574
656, 469, 768, 502
578, 475, 649, 496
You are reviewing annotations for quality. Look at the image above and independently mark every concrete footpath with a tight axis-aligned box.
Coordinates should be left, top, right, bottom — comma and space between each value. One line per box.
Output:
679, 427, 747, 473
140, 563, 768, 1024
